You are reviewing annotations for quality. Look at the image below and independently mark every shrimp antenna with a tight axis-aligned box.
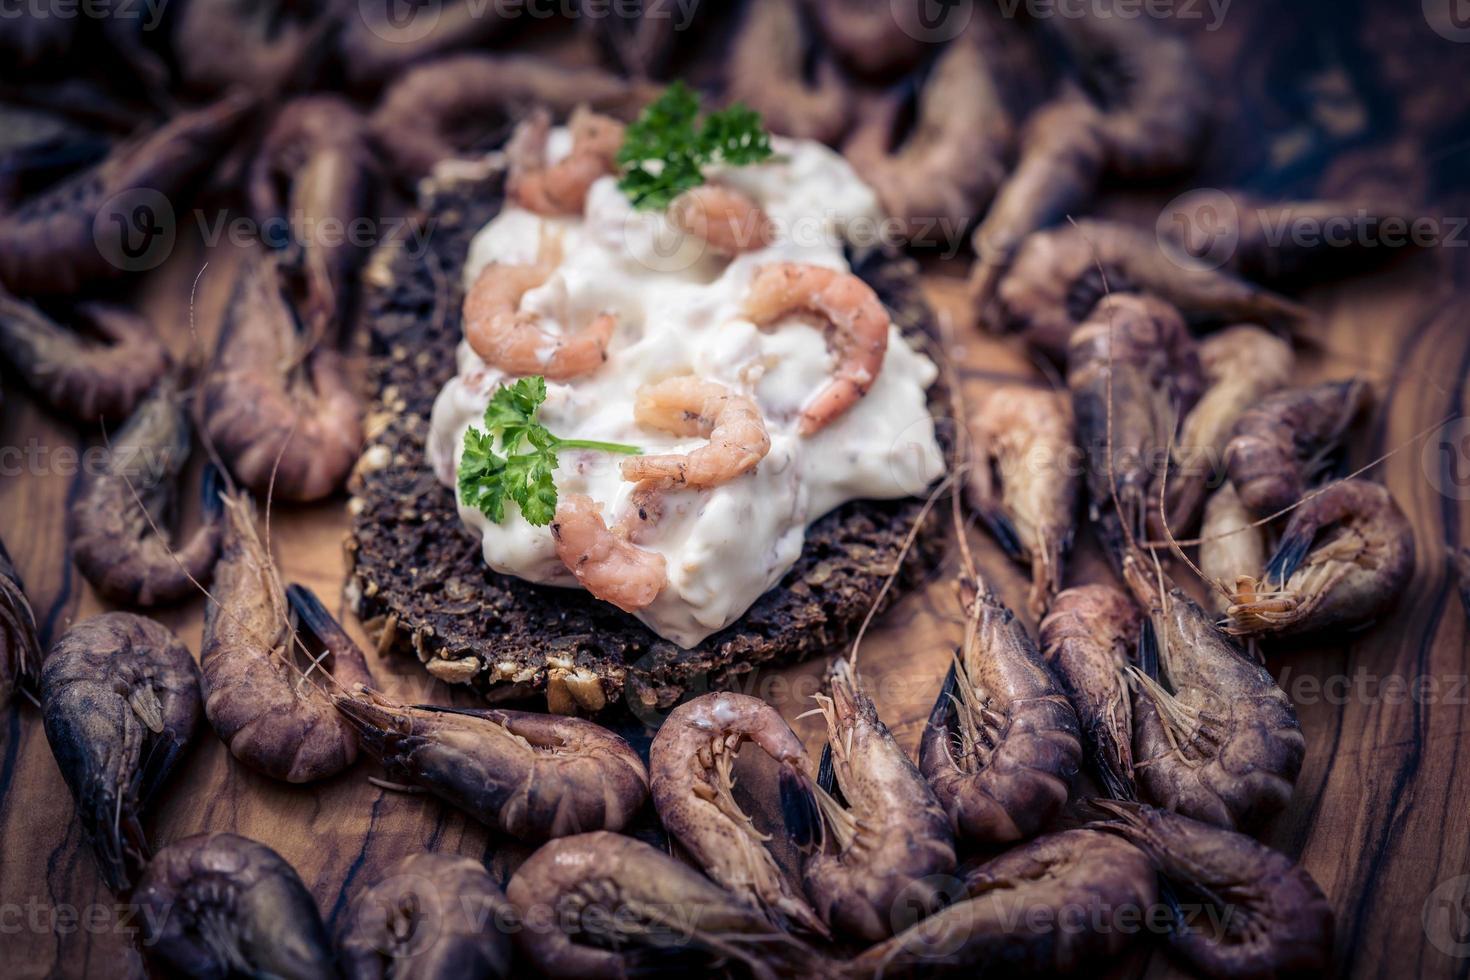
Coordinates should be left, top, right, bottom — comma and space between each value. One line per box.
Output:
186, 261, 239, 499
939, 310, 982, 596
1157, 418, 1231, 604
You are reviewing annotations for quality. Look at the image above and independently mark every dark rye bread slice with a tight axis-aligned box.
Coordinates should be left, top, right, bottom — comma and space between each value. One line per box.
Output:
347, 165, 950, 716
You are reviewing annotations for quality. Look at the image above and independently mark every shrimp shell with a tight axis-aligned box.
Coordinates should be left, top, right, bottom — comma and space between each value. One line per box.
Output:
842, 26, 1013, 241
996, 219, 1309, 360
743, 262, 890, 435
247, 95, 375, 340
1165, 325, 1294, 535
334, 687, 649, 841
69, 381, 224, 607
1039, 585, 1142, 801
0, 290, 169, 425
369, 54, 655, 183
201, 492, 373, 782
0, 94, 253, 293
848, 828, 1158, 978
802, 0, 928, 79
1227, 479, 1415, 638
1200, 483, 1268, 619
648, 691, 827, 936
1225, 378, 1372, 519
134, 832, 335, 980
40, 613, 201, 892
0, 536, 43, 707
1091, 800, 1334, 979
507, 831, 832, 980
1067, 294, 1202, 531
338, 852, 514, 980
201, 246, 364, 502
918, 591, 1082, 844
967, 385, 1078, 617
1049, 5, 1209, 179
804, 659, 955, 942
728, 0, 853, 145
1121, 551, 1304, 832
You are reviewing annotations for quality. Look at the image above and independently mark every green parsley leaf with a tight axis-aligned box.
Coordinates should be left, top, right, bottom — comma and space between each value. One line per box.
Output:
458, 376, 643, 527
616, 82, 774, 211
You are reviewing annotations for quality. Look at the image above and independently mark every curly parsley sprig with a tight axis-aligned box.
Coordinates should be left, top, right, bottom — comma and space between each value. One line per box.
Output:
458, 376, 641, 527
615, 81, 774, 211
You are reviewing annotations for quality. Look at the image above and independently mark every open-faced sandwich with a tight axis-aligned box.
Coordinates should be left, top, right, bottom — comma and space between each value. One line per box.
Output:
350, 85, 949, 715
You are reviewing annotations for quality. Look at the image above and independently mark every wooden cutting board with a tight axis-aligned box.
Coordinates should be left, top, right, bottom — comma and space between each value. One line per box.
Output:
3, 4, 1469, 977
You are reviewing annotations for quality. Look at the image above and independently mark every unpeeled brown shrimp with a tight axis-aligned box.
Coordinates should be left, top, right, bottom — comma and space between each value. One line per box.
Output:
1164, 325, 1294, 534
550, 493, 668, 613
803, 659, 955, 942
620, 377, 771, 489
1091, 800, 1334, 979
201, 246, 364, 502
995, 219, 1309, 360
0, 536, 42, 707
463, 237, 616, 380
69, 380, 224, 607
134, 832, 335, 980
333, 687, 649, 841
802, 0, 928, 79
1039, 585, 1143, 801
202, 491, 374, 782
1067, 294, 1203, 532
508, 106, 624, 216
507, 832, 831, 979
1225, 378, 1372, 519
40, 613, 201, 892
848, 828, 1157, 977
1227, 479, 1415, 638
842, 26, 1012, 242
648, 691, 827, 936
966, 385, 1078, 617
0, 290, 169, 425
668, 185, 775, 256
743, 262, 890, 435
918, 591, 1082, 844
727, 0, 852, 145
1119, 549, 1304, 832
339, 852, 513, 980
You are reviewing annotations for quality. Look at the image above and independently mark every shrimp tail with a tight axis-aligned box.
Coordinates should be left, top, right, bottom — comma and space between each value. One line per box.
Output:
816, 741, 837, 796
927, 659, 960, 733
285, 583, 374, 690
1097, 756, 1139, 803
1264, 521, 1319, 585
1136, 620, 1160, 682
975, 502, 1027, 564
780, 766, 822, 853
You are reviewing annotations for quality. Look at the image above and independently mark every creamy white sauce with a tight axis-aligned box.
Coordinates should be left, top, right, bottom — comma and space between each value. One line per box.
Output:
427, 136, 944, 648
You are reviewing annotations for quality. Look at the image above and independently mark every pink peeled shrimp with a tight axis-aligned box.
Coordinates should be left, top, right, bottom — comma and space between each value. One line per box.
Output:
648, 691, 828, 937
668, 185, 775, 256
1227, 478, 1415, 638
462, 238, 615, 381
620, 377, 771, 489
743, 262, 890, 435
550, 493, 667, 613
508, 106, 624, 216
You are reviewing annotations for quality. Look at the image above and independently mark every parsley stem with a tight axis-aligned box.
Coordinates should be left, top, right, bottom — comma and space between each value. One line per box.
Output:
553, 438, 643, 456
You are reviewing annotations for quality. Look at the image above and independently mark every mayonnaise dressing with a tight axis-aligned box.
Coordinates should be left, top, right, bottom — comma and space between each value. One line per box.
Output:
427, 135, 944, 647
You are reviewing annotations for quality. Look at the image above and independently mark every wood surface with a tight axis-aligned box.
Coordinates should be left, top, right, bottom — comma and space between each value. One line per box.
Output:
3, 3, 1470, 977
